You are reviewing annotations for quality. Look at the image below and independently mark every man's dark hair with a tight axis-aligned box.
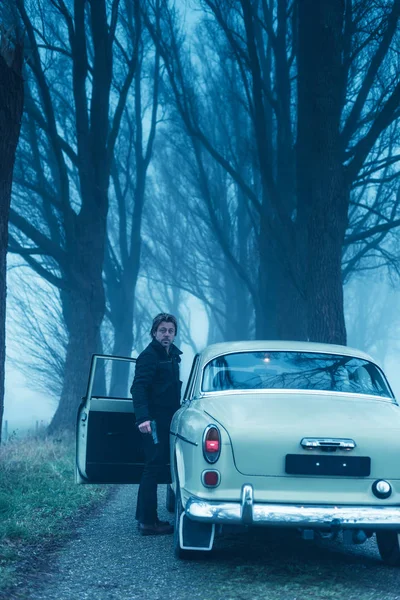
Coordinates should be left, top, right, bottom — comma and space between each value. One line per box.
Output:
150, 313, 178, 338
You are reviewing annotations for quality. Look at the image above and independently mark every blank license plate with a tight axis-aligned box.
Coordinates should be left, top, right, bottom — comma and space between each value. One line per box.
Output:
285, 454, 371, 476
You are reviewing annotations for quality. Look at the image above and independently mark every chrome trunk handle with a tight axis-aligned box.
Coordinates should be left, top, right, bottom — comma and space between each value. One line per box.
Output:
300, 438, 356, 451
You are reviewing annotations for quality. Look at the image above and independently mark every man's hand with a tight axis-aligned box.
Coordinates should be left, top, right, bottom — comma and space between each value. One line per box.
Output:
138, 420, 152, 434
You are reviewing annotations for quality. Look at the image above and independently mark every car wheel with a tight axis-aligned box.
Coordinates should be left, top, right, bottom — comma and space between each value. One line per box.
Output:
376, 531, 400, 566
166, 484, 175, 513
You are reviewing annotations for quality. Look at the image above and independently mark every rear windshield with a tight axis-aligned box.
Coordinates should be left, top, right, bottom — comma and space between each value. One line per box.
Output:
202, 351, 393, 398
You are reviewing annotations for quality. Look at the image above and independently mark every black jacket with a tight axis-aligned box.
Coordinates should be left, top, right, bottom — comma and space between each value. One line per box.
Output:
130, 339, 182, 426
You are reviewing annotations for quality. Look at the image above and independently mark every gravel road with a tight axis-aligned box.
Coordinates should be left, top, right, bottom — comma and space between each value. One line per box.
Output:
9, 485, 400, 600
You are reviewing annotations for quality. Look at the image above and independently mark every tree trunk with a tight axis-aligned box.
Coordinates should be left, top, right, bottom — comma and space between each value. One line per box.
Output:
0, 45, 24, 443
256, 259, 307, 341
231, 279, 252, 340
46, 0, 115, 433
49, 278, 105, 433
108, 163, 146, 397
256, 214, 307, 341
109, 294, 135, 398
297, 0, 348, 345
223, 265, 252, 341
48, 211, 107, 434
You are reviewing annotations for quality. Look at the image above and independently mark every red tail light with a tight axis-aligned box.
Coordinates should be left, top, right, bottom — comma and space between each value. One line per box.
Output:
202, 470, 220, 487
203, 425, 221, 463
206, 440, 219, 452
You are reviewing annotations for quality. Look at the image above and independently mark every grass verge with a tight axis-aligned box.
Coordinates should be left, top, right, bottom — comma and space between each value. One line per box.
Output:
0, 434, 110, 596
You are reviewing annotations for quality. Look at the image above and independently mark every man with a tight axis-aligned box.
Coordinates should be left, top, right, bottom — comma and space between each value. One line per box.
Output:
131, 313, 182, 535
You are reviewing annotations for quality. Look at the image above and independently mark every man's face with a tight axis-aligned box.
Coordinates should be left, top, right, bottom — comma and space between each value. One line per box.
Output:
154, 321, 176, 351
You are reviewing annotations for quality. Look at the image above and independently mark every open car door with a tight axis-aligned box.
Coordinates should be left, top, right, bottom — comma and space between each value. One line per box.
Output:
76, 354, 170, 484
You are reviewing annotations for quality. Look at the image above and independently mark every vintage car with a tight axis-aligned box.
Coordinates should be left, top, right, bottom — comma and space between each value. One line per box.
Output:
76, 341, 400, 563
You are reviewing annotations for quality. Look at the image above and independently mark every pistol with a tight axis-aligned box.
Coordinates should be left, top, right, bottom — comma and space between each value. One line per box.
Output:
150, 420, 159, 445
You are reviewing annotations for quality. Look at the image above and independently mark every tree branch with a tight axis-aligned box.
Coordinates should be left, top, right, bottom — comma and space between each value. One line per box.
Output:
8, 236, 69, 290
344, 216, 400, 245
9, 208, 68, 268
341, 0, 400, 146
345, 79, 400, 184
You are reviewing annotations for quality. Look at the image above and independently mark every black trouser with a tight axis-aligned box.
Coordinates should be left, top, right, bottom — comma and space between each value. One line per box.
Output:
135, 419, 170, 525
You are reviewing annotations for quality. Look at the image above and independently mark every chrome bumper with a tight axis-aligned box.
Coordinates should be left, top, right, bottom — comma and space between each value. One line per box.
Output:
185, 485, 400, 530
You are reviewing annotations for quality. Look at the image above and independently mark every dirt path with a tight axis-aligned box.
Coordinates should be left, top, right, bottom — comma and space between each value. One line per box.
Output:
8, 486, 400, 600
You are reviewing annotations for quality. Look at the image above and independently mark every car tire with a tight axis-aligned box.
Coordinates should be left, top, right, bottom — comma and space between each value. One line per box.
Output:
376, 531, 400, 566
166, 484, 175, 513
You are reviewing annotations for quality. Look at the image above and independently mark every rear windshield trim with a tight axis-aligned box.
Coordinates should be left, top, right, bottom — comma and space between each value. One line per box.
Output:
199, 388, 396, 403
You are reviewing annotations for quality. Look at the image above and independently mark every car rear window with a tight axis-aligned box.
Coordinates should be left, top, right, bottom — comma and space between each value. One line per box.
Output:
202, 351, 393, 398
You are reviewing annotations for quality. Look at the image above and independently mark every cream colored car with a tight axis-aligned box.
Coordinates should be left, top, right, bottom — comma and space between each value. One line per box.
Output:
76, 341, 400, 564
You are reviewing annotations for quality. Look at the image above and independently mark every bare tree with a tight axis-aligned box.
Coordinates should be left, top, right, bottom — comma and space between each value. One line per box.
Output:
10, 0, 138, 432
0, 28, 24, 443
104, 0, 161, 396
7, 269, 67, 397
142, 118, 256, 342
143, 0, 400, 344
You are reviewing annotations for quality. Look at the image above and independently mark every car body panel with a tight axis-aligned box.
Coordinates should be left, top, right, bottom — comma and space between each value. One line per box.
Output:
192, 393, 400, 478
171, 398, 400, 506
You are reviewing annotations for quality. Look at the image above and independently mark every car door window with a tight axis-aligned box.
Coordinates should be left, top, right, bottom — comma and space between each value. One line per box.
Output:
88, 355, 136, 399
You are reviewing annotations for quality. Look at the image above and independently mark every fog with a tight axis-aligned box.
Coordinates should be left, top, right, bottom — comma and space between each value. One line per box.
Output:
2, 1, 400, 437
3, 369, 55, 433
4, 279, 400, 435
3, 296, 210, 434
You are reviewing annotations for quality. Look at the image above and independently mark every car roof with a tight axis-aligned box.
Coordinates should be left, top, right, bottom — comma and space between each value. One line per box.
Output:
199, 340, 379, 367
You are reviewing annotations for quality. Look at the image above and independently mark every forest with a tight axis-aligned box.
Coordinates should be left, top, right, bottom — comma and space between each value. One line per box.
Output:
1, 0, 400, 438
